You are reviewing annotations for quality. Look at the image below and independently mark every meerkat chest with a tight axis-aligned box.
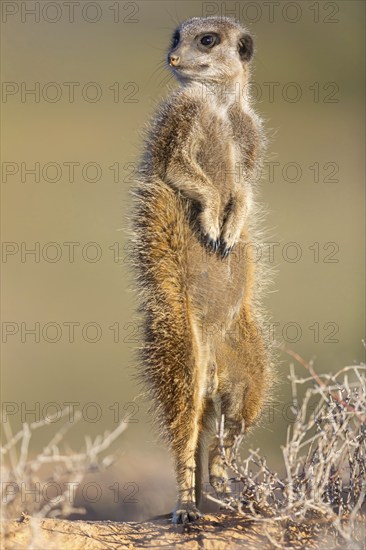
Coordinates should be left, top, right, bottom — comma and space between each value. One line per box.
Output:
211, 103, 234, 136
196, 104, 242, 187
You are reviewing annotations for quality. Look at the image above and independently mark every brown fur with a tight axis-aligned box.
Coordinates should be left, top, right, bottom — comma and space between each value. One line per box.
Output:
130, 16, 274, 523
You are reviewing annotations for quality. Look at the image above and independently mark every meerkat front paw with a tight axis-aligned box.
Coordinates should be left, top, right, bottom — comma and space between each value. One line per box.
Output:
220, 215, 244, 258
172, 501, 201, 524
198, 206, 221, 252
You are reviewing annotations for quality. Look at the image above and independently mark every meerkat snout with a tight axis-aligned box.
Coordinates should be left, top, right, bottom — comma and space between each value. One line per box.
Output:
169, 54, 180, 67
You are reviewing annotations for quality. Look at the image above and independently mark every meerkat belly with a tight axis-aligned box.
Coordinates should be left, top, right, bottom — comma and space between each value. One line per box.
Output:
186, 117, 247, 324
186, 237, 247, 326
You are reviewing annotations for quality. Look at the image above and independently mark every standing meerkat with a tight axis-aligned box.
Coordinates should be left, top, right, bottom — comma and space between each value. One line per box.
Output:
131, 16, 273, 523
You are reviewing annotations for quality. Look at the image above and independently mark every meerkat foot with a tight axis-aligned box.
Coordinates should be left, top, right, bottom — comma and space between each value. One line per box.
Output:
172, 501, 201, 524
210, 474, 231, 500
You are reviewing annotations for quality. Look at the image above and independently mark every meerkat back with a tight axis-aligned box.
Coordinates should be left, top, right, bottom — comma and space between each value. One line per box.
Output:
131, 16, 272, 524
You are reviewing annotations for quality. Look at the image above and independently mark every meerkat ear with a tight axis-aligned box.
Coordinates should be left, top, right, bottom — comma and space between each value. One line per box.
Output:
238, 34, 254, 62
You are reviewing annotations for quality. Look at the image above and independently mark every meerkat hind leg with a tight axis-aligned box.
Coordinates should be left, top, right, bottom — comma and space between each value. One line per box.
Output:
208, 387, 246, 502
172, 422, 204, 523
171, 384, 204, 523
194, 398, 217, 508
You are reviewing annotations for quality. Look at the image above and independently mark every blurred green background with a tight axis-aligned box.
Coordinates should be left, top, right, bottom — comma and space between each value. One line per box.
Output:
1, 0, 365, 517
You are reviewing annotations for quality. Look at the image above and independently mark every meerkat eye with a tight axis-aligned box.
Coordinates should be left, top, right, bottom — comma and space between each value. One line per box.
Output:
200, 34, 218, 48
172, 31, 180, 49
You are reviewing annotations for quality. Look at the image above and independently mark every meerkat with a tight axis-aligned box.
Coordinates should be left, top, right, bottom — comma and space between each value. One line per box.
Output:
131, 16, 274, 524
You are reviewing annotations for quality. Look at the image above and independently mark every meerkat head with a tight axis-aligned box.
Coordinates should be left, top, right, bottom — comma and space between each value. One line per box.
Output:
167, 16, 253, 84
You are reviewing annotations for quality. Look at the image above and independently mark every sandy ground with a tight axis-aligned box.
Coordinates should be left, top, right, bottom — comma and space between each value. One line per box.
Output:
3, 512, 356, 550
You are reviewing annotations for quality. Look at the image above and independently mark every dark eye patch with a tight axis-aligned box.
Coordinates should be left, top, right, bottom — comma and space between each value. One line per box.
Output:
172, 31, 180, 49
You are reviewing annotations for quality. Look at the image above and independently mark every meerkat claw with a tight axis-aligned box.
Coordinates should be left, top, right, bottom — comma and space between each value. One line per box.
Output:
205, 235, 219, 253
172, 504, 201, 524
221, 243, 232, 258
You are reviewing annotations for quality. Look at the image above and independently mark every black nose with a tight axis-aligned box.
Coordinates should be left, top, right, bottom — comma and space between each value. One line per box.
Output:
169, 55, 180, 67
